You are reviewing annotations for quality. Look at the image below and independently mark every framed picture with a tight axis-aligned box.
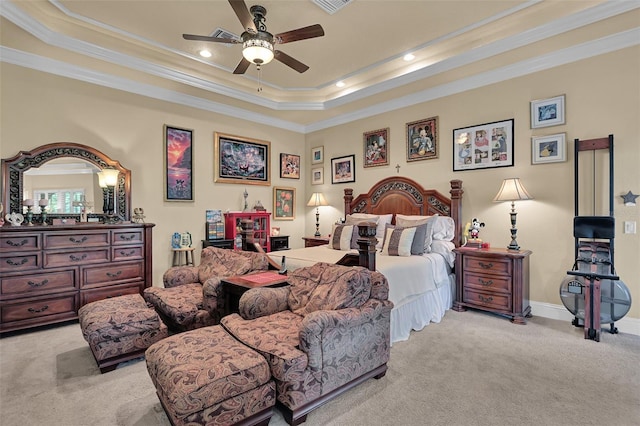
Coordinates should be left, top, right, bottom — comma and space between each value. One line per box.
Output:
406, 116, 438, 162
311, 167, 324, 185
311, 146, 324, 164
453, 118, 514, 171
331, 154, 355, 184
532, 133, 566, 164
531, 95, 565, 128
280, 153, 300, 179
164, 125, 193, 201
273, 186, 295, 220
214, 132, 270, 185
363, 128, 389, 167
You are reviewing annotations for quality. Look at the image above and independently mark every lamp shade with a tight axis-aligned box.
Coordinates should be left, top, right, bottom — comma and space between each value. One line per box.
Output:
307, 192, 328, 207
493, 178, 533, 202
98, 168, 119, 187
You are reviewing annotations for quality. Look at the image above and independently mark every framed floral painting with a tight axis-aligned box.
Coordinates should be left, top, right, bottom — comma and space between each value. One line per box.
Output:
273, 186, 295, 220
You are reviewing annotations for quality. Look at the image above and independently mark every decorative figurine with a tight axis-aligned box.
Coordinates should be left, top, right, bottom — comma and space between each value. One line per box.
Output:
171, 232, 181, 249
133, 207, 146, 223
5, 212, 24, 226
243, 188, 249, 212
469, 218, 485, 240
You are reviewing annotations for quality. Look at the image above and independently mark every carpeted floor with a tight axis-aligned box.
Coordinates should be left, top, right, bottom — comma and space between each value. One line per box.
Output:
1, 310, 639, 426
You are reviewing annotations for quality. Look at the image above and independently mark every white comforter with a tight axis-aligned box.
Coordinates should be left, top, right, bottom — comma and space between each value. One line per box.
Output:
267, 246, 452, 309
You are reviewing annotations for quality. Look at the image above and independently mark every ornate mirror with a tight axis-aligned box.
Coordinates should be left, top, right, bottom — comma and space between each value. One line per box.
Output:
2, 143, 131, 222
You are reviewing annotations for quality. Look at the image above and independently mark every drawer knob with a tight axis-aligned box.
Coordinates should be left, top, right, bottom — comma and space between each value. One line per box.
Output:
478, 261, 493, 269
6, 258, 28, 267
479, 278, 493, 287
70, 254, 87, 262
106, 270, 122, 278
27, 279, 49, 288
119, 250, 135, 257
69, 236, 88, 244
28, 305, 49, 314
6, 239, 28, 247
119, 234, 136, 241
478, 295, 493, 303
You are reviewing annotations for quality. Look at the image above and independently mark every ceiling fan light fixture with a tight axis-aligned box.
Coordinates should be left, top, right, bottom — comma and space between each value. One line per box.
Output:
242, 38, 274, 65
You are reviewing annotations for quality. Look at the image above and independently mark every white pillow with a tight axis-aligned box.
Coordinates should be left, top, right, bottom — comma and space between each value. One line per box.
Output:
380, 226, 417, 257
346, 213, 392, 249
396, 214, 455, 242
430, 240, 456, 267
330, 224, 354, 251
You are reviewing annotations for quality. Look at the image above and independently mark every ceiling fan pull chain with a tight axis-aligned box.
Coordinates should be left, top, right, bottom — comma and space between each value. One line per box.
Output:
257, 65, 263, 93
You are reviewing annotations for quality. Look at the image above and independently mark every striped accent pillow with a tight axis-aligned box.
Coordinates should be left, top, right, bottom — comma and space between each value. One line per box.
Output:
380, 226, 417, 257
331, 224, 355, 250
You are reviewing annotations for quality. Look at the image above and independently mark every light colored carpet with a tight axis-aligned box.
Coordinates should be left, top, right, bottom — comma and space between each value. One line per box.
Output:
1, 310, 639, 426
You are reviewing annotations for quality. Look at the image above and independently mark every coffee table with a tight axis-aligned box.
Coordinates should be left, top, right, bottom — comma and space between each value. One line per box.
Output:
222, 271, 289, 315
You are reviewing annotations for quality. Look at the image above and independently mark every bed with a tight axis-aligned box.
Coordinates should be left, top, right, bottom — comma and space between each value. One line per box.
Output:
268, 177, 464, 343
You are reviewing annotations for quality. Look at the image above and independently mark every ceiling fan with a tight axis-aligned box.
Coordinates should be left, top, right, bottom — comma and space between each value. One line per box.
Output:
183, 0, 325, 74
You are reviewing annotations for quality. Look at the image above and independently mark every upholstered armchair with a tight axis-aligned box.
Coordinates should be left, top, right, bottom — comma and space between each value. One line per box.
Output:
144, 247, 272, 332
220, 262, 393, 425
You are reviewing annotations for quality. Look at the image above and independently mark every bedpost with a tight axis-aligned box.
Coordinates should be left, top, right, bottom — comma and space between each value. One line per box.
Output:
356, 222, 377, 271
344, 188, 354, 217
450, 180, 464, 247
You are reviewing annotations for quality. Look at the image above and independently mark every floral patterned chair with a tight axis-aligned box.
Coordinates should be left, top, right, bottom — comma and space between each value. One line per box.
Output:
220, 262, 393, 425
144, 247, 273, 332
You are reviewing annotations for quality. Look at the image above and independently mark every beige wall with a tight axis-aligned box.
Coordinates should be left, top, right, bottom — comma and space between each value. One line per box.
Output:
1, 46, 638, 320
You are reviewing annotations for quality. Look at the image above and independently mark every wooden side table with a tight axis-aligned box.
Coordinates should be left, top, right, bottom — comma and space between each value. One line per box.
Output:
221, 272, 288, 315
302, 236, 330, 247
171, 247, 195, 267
452, 247, 532, 324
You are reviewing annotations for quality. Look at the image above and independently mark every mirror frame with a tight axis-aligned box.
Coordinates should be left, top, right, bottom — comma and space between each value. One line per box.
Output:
2, 142, 131, 222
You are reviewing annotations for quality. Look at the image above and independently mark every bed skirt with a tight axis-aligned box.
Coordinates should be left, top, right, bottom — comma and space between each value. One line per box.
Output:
390, 273, 455, 344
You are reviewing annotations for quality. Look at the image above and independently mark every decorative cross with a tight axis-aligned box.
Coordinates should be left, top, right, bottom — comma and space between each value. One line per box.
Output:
395, 164, 401, 173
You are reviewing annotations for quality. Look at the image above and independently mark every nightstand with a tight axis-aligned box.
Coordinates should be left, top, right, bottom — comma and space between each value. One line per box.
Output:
302, 236, 330, 247
452, 247, 532, 324
270, 235, 289, 251
202, 239, 234, 249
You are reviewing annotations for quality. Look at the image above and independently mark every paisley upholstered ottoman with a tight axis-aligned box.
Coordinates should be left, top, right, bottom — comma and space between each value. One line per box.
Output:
78, 293, 168, 373
145, 325, 275, 426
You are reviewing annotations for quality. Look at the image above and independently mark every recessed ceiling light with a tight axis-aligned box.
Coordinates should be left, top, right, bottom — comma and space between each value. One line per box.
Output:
336, 81, 345, 88
403, 53, 415, 61
199, 50, 212, 58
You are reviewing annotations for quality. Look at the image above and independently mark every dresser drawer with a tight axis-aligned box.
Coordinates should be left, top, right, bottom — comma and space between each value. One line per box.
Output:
82, 261, 144, 288
463, 288, 511, 311
0, 253, 41, 272
81, 282, 143, 305
463, 272, 511, 293
1, 269, 76, 298
112, 229, 144, 245
44, 248, 110, 268
463, 256, 511, 276
43, 231, 109, 249
112, 245, 143, 261
1, 293, 78, 324
0, 233, 40, 252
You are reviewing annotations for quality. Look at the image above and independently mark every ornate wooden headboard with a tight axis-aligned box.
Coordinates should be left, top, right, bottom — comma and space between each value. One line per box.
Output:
343, 177, 464, 246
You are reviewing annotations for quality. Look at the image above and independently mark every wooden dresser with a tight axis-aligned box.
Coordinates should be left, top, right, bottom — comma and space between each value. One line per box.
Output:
0, 223, 154, 334
452, 247, 531, 324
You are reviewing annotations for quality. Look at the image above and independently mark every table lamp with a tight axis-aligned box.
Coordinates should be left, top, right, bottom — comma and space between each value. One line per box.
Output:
493, 178, 533, 250
307, 192, 328, 237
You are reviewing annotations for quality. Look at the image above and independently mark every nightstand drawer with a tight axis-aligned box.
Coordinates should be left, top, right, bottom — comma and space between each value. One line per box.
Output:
463, 256, 511, 276
463, 272, 511, 293
463, 288, 511, 310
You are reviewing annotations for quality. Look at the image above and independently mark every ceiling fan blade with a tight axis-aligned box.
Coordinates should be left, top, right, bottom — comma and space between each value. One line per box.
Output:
229, 0, 257, 33
274, 50, 309, 73
183, 33, 240, 43
233, 58, 251, 74
274, 24, 324, 44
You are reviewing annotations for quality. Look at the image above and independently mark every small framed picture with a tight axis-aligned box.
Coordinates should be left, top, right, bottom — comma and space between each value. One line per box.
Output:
531, 95, 565, 128
363, 128, 389, 167
311, 167, 324, 185
532, 133, 566, 164
406, 116, 438, 162
280, 153, 300, 179
164, 125, 194, 201
311, 146, 324, 164
331, 154, 355, 184
273, 187, 295, 220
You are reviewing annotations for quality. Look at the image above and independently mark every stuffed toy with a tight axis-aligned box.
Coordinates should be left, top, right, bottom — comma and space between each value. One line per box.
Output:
469, 218, 485, 240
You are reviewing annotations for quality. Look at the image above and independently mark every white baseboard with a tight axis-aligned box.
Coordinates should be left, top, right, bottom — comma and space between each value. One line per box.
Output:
531, 301, 640, 337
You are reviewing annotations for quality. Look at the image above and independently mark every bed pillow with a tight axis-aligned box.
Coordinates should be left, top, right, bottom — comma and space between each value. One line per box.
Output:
431, 216, 456, 241
382, 223, 427, 255
344, 217, 377, 249
346, 213, 392, 249
395, 215, 436, 252
380, 226, 417, 257
330, 224, 354, 250
430, 240, 456, 268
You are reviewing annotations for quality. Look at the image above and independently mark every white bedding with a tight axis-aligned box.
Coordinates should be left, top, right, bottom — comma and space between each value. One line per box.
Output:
267, 245, 455, 343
